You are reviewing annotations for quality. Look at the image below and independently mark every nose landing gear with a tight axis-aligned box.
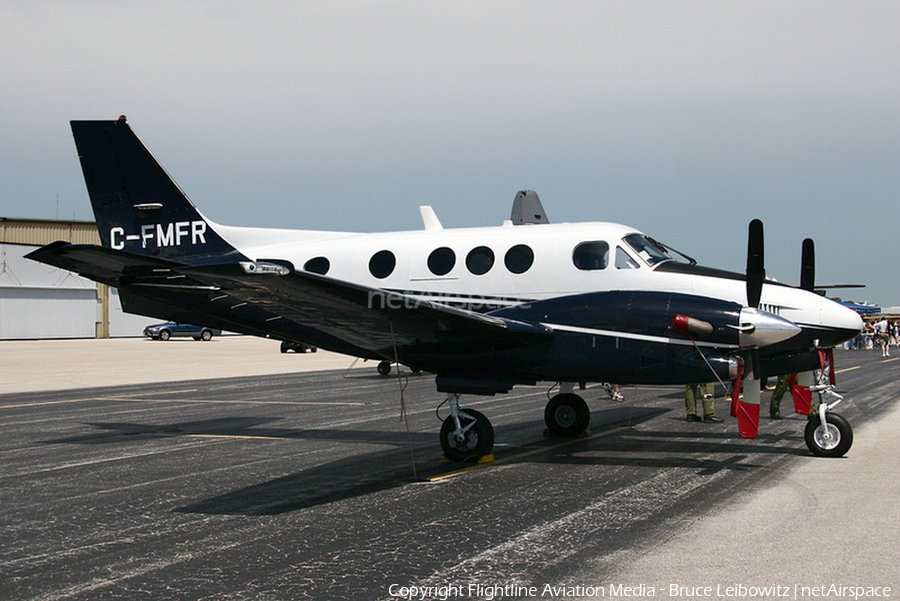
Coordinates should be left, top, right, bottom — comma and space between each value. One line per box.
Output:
802, 362, 853, 458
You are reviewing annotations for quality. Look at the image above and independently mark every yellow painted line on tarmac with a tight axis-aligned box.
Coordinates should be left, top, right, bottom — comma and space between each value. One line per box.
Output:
879, 357, 898, 364
186, 434, 289, 441
428, 426, 629, 482
835, 366, 862, 374
1, 395, 365, 409
0, 389, 199, 409
106, 397, 366, 406
0, 398, 103, 409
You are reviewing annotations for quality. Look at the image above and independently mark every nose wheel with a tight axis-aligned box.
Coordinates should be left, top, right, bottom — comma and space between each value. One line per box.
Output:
798, 350, 854, 458
805, 412, 852, 457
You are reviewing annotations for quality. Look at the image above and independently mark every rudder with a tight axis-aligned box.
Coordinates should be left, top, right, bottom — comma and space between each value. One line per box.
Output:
71, 117, 240, 263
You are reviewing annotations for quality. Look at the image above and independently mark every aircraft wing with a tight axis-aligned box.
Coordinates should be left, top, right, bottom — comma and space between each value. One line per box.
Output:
177, 260, 552, 361
27, 243, 552, 369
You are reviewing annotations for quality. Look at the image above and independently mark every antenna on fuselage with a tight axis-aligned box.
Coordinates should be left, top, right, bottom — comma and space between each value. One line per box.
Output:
510, 190, 549, 225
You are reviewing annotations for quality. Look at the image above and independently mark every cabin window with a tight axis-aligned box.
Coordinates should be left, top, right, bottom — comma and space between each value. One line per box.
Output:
369, 250, 396, 279
303, 256, 330, 275
427, 247, 456, 276
572, 241, 609, 270
466, 246, 495, 275
623, 234, 671, 266
504, 244, 534, 274
615, 246, 639, 269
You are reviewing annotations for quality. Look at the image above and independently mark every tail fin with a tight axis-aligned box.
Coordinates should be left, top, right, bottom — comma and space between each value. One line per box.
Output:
509, 190, 549, 225
71, 117, 241, 263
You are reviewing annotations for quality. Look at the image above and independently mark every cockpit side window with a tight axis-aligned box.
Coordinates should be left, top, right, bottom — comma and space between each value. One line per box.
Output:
615, 246, 639, 269
573, 241, 609, 270
623, 234, 672, 266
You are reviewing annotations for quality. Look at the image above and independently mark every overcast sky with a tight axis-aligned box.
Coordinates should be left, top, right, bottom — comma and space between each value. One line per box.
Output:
2, 1, 897, 305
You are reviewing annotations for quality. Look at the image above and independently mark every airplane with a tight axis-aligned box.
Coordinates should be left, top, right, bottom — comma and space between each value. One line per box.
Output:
27, 117, 864, 462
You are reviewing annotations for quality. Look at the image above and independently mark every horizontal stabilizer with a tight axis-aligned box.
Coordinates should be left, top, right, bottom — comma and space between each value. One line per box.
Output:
25, 242, 187, 286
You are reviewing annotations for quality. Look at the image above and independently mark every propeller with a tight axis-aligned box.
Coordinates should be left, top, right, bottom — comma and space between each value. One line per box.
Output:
745, 219, 765, 308
734, 219, 765, 439
800, 238, 815, 292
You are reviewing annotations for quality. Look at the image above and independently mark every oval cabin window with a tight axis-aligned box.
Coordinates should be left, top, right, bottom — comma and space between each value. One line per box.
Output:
504, 244, 534, 274
369, 250, 396, 279
427, 247, 456, 276
466, 246, 495, 275
303, 256, 330, 275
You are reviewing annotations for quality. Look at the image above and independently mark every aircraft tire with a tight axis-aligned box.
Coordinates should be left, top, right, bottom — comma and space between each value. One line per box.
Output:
805, 412, 853, 457
544, 393, 590, 436
377, 361, 392, 376
440, 408, 494, 462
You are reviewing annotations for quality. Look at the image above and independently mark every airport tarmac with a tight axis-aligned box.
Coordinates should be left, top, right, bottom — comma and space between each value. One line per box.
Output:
1, 335, 366, 394
1, 337, 897, 600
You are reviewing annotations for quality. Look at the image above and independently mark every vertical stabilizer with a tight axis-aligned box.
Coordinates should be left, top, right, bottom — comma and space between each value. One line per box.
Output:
70, 117, 240, 263
510, 190, 549, 225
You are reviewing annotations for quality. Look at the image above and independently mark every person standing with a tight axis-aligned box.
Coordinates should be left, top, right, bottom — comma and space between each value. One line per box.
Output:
685, 383, 721, 423
769, 373, 792, 419
874, 317, 890, 357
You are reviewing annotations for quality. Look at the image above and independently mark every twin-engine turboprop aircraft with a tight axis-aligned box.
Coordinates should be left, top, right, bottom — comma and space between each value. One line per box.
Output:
28, 117, 863, 461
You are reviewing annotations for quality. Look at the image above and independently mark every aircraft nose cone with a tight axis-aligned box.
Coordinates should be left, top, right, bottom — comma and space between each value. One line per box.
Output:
817, 298, 864, 346
738, 307, 802, 348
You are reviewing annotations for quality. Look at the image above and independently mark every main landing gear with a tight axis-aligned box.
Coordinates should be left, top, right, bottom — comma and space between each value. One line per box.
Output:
439, 393, 494, 462
544, 384, 591, 436
438, 383, 592, 462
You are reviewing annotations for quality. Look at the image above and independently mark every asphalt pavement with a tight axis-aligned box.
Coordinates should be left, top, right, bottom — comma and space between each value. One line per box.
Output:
0, 337, 897, 600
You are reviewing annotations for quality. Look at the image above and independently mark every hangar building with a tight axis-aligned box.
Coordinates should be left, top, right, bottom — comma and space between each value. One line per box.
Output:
1, 217, 155, 339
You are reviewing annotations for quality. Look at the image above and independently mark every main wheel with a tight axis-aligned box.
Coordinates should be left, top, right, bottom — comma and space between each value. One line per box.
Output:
440, 408, 494, 462
377, 361, 392, 376
544, 393, 590, 436
805, 412, 853, 457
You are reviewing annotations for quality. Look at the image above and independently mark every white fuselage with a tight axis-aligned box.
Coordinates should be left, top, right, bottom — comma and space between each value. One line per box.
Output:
210, 212, 862, 338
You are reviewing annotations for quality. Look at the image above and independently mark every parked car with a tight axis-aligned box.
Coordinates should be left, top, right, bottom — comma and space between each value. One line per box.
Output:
280, 340, 317, 353
143, 322, 221, 341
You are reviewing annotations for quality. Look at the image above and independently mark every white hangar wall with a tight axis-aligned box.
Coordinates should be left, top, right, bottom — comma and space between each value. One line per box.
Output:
1, 237, 157, 340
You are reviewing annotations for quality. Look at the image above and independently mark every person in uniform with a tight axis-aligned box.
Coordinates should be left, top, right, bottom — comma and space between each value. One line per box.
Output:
685, 383, 721, 423
769, 373, 791, 419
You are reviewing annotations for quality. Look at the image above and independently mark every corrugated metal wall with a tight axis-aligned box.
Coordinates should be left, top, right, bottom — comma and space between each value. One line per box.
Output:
0, 218, 100, 245
1, 219, 155, 339
0, 242, 100, 339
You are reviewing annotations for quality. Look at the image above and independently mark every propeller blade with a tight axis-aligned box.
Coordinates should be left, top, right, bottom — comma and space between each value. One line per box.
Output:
746, 219, 765, 308
800, 238, 815, 292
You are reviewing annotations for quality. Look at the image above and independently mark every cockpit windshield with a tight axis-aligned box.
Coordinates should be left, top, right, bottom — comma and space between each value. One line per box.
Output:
623, 233, 688, 267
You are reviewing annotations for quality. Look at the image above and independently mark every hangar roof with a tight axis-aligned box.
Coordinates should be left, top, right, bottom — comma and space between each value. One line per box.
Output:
0, 217, 100, 246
